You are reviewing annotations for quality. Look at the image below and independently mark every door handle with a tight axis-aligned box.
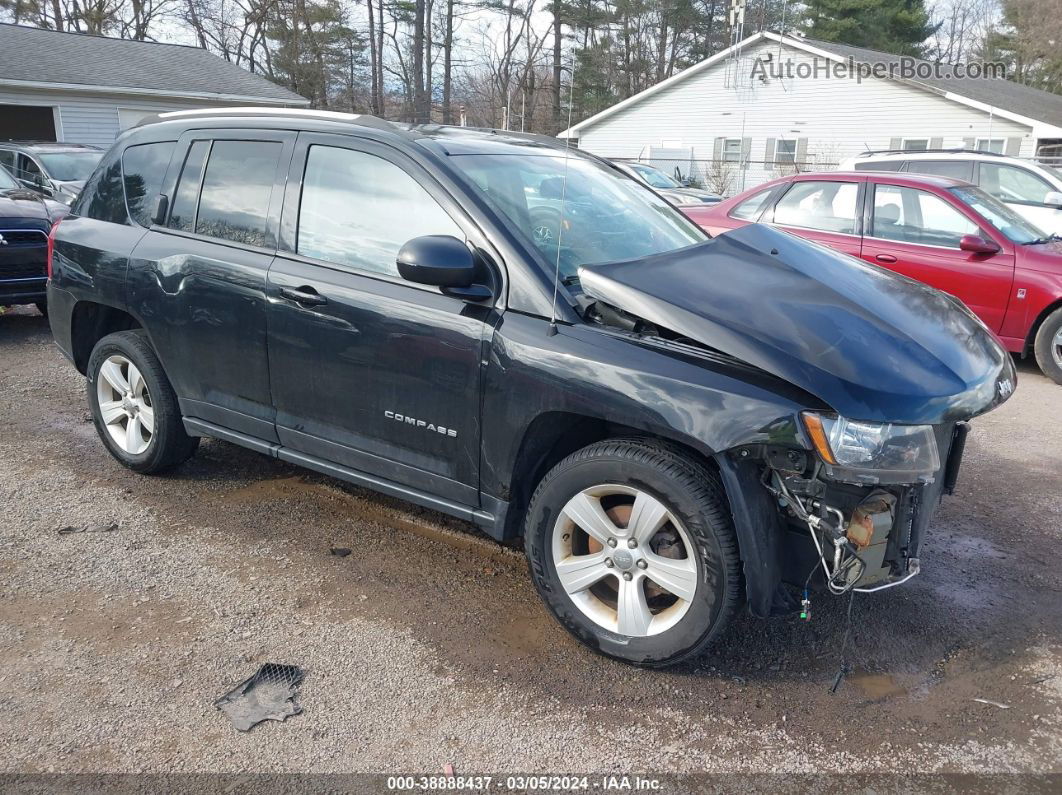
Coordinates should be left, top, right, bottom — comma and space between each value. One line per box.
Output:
875, 254, 897, 263
280, 286, 327, 306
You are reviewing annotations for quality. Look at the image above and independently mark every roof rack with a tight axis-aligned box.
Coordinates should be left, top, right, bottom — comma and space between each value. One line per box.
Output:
145, 107, 399, 133
857, 148, 1008, 158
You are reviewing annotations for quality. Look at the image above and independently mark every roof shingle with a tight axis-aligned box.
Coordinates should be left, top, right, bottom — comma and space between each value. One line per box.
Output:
802, 37, 1062, 129
0, 24, 308, 104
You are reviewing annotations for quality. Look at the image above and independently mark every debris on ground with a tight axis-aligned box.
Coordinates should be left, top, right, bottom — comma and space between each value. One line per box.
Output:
972, 698, 1011, 709
215, 663, 306, 732
329, 547, 352, 557
57, 522, 118, 535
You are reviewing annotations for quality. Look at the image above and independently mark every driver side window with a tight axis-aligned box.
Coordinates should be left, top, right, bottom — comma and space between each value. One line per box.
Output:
871, 185, 978, 247
18, 155, 42, 182
297, 145, 463, 278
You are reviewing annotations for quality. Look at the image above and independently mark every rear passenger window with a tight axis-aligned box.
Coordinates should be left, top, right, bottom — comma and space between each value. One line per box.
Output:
195, 141, 281, 247
167, 140, 281, 247
906, 160, 972, 181
168, 141, 208, 233
122, 141, 175, 227
773, 181, 859, 234
296, 146, 462, 277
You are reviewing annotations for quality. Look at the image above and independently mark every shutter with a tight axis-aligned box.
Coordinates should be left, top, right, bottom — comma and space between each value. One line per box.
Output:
929, 137, 943, 149
765, 137, 776, 164
741, 137, 752, 164
963, 137, 976, 150
796, 138, 808, 166
889, 137, 902, 150
1004, 137, 1021, 157
713, 137, 724, 163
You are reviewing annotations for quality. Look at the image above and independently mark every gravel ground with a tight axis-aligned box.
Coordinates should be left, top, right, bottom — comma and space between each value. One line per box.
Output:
1, 304, 1060, 778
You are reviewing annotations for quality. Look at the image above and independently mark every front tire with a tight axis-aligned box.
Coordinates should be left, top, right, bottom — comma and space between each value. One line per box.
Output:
87, 330, 199, 473
525, 439, 743, 667
1033, 307, 1062, 386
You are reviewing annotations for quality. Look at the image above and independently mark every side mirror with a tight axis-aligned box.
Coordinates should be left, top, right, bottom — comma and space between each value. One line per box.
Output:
397, 235, 491, 299
1044, 190, 1062, 208
959, 234, 1001, 255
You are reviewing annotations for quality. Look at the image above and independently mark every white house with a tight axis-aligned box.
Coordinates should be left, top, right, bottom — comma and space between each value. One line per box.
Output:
560, 32, 1062, 196
0, 24, 308, 148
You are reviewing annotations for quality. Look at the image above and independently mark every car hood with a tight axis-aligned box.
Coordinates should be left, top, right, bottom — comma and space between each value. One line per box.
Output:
663, 187, 720, 203
0, 188, 51, 224
578, 224, 1016, 425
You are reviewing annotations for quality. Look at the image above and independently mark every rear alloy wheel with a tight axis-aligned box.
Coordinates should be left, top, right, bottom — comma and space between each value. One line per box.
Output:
1033, 306, 1062, 386
525, 439, 743, 667
87, 331, 199, 473
96, 354, 154, 455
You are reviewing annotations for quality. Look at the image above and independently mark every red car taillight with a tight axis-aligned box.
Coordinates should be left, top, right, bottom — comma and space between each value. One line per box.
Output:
46, 219, 62, 280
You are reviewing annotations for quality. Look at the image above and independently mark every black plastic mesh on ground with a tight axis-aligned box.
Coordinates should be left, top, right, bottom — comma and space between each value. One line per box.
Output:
214, 663, 305, 732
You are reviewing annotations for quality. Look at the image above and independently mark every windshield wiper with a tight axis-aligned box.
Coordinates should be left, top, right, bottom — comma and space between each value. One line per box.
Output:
561, 274, 581, 286
1023, 234, 1061, 245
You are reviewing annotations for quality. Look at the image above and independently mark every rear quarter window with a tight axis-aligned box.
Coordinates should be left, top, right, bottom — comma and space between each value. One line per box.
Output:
122, 141, 175, 227
72, 153, 128, 225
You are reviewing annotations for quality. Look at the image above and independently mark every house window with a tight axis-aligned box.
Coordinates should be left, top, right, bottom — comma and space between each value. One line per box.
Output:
976, 138, 1005, 154
723, 139, 743, 163
902, 138, 930, 151
776, 139, 797, 164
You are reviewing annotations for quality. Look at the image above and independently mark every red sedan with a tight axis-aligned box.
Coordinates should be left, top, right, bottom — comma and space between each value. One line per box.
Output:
683, 172, 1062, 384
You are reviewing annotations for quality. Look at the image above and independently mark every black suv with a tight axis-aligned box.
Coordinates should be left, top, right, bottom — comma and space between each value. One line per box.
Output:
48, 110, 1015, 667
0, 163, 65, 314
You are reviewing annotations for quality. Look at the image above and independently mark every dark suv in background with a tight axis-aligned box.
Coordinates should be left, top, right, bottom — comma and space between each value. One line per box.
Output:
47, 110, 1014, 667
0, 163, 65, 314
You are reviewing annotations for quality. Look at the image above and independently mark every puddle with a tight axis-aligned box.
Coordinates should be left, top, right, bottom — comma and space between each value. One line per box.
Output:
849, 672, 907, 701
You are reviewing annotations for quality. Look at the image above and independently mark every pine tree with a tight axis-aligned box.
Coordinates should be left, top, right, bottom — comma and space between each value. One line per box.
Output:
801, 0, 939, 57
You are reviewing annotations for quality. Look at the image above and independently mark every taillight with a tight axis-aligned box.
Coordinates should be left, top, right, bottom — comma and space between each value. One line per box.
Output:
46, 219, 62, 280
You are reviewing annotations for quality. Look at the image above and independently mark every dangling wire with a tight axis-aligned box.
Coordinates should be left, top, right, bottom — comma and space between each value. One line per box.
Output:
548, 54, 579, 337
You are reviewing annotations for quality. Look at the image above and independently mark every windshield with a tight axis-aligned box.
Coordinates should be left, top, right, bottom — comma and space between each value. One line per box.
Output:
0, 165, 16, 190
448, 153, 706, 281
628, 163, 683, 189
951, 186, 1046, 243
1039, 162, 1062, 183
37, 151, 102, 182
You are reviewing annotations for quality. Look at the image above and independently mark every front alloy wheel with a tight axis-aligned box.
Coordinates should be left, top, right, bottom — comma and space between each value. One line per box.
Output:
552, 485, 698, 637
525, 439, 743, 667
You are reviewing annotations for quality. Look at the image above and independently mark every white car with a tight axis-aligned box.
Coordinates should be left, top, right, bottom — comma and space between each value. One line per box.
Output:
839, 150, 1062, 236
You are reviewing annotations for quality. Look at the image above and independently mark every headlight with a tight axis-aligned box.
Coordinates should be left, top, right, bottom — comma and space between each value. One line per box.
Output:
802, 412, 940, 483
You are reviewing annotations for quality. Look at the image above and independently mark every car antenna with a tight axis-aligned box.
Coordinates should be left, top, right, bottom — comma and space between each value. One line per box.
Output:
548, 56, 579, 338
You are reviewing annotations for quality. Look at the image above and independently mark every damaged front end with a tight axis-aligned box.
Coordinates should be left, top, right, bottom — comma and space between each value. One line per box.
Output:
577, 223, 1016, 611
756, 417, 969, 597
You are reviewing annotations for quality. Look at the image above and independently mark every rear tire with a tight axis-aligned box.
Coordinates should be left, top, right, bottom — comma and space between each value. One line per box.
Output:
35, 301, 47, 318
1033, 307, 1062, 386
524, 438, 743, 667
87, 330, 199, 473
